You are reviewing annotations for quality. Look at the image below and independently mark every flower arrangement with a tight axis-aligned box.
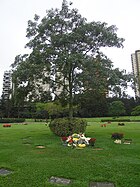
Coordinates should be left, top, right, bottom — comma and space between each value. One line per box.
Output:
89, 138, 96, 146
111, 132, 124, 144
101, 124, 106, 127
3, 124, 11, 127
111, 133, 124, 140
118, 123, 125, 126
114, 139, 122, 144
61, 133, 96, 148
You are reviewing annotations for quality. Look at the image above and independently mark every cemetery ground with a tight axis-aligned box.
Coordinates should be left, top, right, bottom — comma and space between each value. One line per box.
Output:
0, 117, 140, 187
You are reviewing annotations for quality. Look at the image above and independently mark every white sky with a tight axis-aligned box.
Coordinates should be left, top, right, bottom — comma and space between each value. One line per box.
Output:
0, 0, 140, 96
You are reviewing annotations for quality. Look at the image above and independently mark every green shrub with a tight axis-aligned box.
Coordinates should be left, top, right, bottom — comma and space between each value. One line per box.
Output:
49, 118, 87, 136
0, 118, 25, 123
130, 120, 140, 122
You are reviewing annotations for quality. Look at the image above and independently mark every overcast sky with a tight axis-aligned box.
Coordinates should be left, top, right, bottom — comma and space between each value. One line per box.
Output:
0, 0, 140, 96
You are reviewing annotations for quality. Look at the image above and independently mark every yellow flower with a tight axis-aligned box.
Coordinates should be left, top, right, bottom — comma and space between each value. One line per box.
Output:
73, 138, 79, 141
78, 144, 86, 148
72, 133, 80, 138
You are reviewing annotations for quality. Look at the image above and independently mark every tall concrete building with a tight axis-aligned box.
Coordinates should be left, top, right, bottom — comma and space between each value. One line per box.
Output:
131, 50, 140, 98
1, 68, 65, 101
2, 69, 54, 101
2, 70, 12, 100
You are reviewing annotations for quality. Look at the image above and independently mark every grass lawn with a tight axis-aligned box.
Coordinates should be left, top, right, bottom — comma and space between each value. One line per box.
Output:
0, 119, 140, 187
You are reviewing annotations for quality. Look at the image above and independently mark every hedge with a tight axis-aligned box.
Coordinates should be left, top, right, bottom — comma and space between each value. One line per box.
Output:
101, 118, 131, 122
0, 118, 25, 123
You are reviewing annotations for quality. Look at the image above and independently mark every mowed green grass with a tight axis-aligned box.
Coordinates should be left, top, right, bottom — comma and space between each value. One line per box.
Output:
0, 119, 140, 187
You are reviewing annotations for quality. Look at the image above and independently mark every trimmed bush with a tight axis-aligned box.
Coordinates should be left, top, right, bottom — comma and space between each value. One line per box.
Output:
0, 118, 25, 123
49, 118, 87, 136
130, 120, 140, 122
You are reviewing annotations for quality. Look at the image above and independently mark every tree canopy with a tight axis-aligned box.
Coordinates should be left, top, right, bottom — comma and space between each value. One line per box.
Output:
11, 0, 129, 118
131, 105, 140, 116
108, 100, 126, 117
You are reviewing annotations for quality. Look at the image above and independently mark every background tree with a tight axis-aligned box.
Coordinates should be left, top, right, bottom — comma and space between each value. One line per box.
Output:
107, 97, 136, 116
131, 105, 140, 116
12, 0, 125, 119
76, 91, 108, 117
0, 94, 14, 118
108, 100, 126, 117
74, 54, 132, 117
35, 101, 73, 119
108, 69, 133, 98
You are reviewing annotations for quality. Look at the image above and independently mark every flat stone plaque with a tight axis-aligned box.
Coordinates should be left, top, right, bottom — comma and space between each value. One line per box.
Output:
49, 176, 71, 185
0, 168, 13, 176
93, 148, 104, 150
36, 145, 45, 149
90, 182, 115, 187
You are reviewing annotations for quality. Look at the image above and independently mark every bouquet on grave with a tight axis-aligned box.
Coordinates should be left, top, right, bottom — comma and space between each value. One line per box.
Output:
61, 133, 96, 148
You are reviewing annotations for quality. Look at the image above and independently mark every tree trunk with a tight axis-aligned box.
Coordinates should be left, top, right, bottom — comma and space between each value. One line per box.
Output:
69, 65, 73, 119
69, 91, 73, 119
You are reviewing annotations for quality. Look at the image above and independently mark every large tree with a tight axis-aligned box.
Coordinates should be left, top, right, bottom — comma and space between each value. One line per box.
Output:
12, 0, 125, 118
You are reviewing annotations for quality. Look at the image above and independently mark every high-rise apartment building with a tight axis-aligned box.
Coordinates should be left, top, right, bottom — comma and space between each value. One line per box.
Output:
2, 69, 53, 101
131, 50, 140, 98
2, 70, 12, 100
1, 68, 65, 101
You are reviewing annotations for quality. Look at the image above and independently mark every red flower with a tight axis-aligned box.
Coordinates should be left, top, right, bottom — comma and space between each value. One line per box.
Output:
89, 138, 96, 146
101, 124, 106, 127
89, 138, 96, 143
68, 139, 73, 144
61, 137, 67, 141
3, 124, 11, 127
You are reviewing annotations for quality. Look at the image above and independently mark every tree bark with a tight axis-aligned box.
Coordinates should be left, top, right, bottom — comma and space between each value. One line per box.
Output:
68, 64, 73, 119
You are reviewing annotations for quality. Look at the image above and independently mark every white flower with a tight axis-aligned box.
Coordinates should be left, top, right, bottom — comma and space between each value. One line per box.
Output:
114, 139, 121, 144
